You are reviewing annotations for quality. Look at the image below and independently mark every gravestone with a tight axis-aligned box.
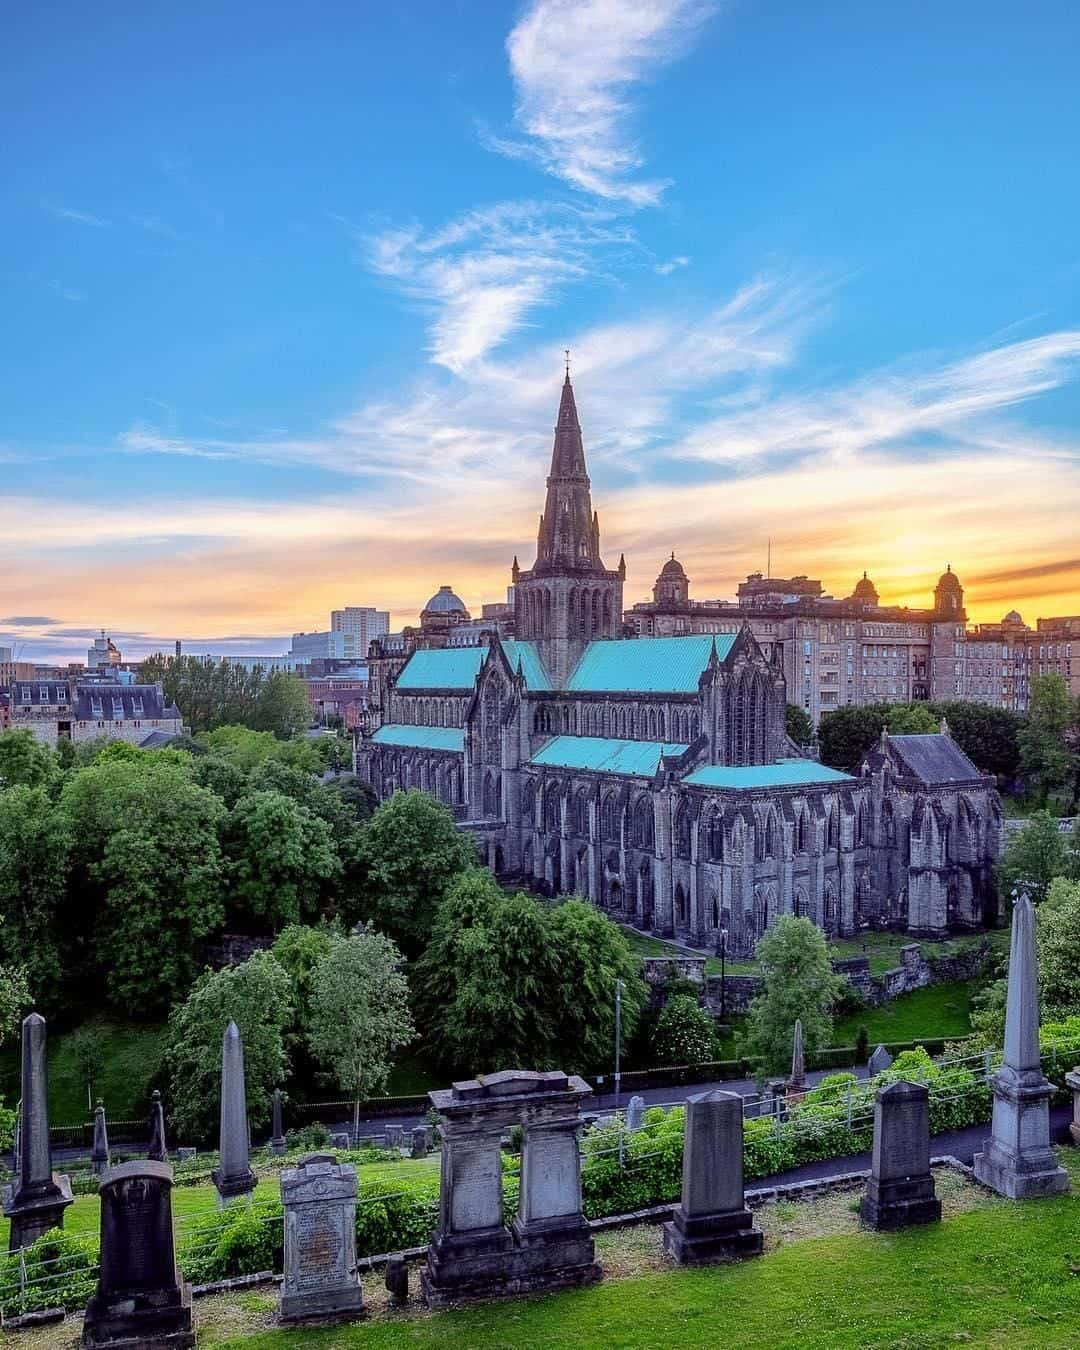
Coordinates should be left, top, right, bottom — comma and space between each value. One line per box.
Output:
410, 1126, 429, 1159
624, 1095, 645, 1132
385, 1252, 408, 1306
92, 1101, 111, 1176
1, 1013, 73, 1251
868, 1045, 893, 1075
147, 1090, 167, 1162
974, 895, 1069, 1198
279, 1153, 364, 1324
270, 1088, 286, 1156
1066, 1067, 1080, 1146
663, 1089, 763, 1265
176, 1148, 197, 1163
422, 1069, 599, 1306
211, 1021, 257, 1204
82, 1159, 194, 1349
385, 1124, 405, 1151
330, 1131, 351, 1150
789, 1018, 806, 1092
860, 1080, 941, 1230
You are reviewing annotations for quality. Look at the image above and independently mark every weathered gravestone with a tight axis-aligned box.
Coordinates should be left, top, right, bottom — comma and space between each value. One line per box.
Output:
1, 1013, 73, 1251
330, 1132, 352, 1150
663, 1089, 763, 1265
974, 895, 1069, 1199
1066, 1067, 1080, 1146
212, 1021, 257, 1205
82, 1160, 194, 1349
868, 1045, 893, 1075
385, 1124, 405, 1152
860, 1080, 941, 1230
422, 1069, 600, 1306
789, 1018, 806, 1092
270, 1088, 286, 1156
92, 1101, 111, 1177
147, 1090, 167, 1163
279, 1153, 364, 1324
624, 1095, 645, 1132
410, 1126, 430, 1159
385, 1252, 409, 1306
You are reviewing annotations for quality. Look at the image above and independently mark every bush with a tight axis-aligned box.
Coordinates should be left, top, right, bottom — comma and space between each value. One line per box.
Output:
178, 1201, 284, 1284
650, 996, 717, 1067
0, 1228, 98, 1316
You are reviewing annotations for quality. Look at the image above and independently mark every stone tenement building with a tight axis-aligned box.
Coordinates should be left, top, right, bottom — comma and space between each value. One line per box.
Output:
8, 679, 183, 748
359, 375, 1002, 953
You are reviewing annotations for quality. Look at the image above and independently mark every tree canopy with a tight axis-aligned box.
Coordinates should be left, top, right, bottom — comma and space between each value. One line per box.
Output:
1019, 674, 1079, 808
997, 810, 1079, 906
138, 655, 314, 739
741, 916, 845, 1077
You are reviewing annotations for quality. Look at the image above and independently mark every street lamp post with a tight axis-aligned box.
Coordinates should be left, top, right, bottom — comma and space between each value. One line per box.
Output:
716, 926, 728, 1021
614, 978, 624, 1109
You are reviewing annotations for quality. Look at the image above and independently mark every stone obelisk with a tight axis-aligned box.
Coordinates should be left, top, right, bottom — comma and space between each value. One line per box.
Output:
973, 895, 1069, 1198
270, 1087, 286, 1156
92, 1099, 111, 1176
211, 1020, 258, 1204
789, 1018, 806, 1092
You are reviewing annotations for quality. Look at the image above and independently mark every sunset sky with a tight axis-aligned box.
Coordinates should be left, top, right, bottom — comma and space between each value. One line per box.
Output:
4, 1, 1080, 664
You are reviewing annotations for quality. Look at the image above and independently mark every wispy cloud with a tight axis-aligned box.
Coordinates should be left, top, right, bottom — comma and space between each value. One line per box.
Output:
655, 255, 690, 275
494, 0, 715, 206
44, 203, 110, 227
48, 279, 86, 303
1, 615, 60, 626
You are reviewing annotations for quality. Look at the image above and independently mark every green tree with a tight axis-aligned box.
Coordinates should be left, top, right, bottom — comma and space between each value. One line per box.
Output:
224, 790, 340, 930
1037, 877, 1080, 1021
165, 951, 293, 1144
191, 754, 251, 808
357, 791, 476, 953
0, 729, 57, 789
651, 994, 717, 1067
60, 754, 227, 1011
885, 703, 938, 735
255, 671, 312, 740
997, 810, 1077, 906
741, 916, 845, 1077
785, 704, 814, 746
270, 922, 338, 1040
928, 701, 1022, 781
0, 964, 30, 1047
69, 1026, 106, 1112
818, 705, 890, 770
307, 929, 414, 1138
0, 785, 69, 1008
198, 725, 322, 774
1019, 673, 1079, 806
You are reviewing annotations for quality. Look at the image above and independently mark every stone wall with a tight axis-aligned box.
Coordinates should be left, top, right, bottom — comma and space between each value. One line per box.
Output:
206, 934, 275, 969
641, 957, 707, 1005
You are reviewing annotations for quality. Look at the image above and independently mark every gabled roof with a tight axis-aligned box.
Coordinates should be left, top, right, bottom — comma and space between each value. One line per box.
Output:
567, 634, 737, 694
371, 724, 464, 753
682, 759, 855, 790
395, 647, 485, 690
885, 734, 983, 784
529, 735, 688, 777
499, 639, 551, 690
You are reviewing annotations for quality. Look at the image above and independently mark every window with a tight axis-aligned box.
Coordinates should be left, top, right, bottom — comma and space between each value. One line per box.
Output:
39, 685, 50, 701
675, 801, 692, 858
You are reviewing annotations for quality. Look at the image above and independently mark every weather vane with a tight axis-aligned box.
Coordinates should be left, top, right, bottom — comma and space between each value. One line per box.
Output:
564, 347, 571, 376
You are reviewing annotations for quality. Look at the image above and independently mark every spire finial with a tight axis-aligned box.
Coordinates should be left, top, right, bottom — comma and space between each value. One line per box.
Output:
564, 347, 571, 379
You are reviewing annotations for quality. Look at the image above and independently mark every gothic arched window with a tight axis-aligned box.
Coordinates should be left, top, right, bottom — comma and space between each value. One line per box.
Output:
601, 791, 619, 841
675, 800, 692, 858
706, 807, 724, 862
826, 803, 839, 850
482, 683, 501, 765
544, 782, 561, 832
632, 795, 654, 850
522, 779, 536, 824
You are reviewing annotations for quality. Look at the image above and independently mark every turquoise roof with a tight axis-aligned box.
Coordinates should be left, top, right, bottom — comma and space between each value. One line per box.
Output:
371, 724, 464, 753
567, 634, 736, 694
500, 639, 551, 690
530, 735, 689, 777
395, 647, 485, 690
682, 759, 855, 789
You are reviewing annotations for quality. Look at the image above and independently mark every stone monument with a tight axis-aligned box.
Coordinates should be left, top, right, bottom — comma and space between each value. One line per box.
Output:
212, 1021, 258, 1204
868, 1044, 893, 1075
82, 1159, 194, 1349
422, 1069, 600, 1306
278, 1153, 365, 1324
270, 1088, 286, 1156
410, 1126, 430, 1159
624, 1095, 645, 1132
2, 1013, 73, 1251
860, 1080, 941, 1230
147, 1090, 167, 1163
663, 1089, 763, 1265
973, 895, 1069, 1199
385, 1252, 408, 1306
789, 1018, 806, 1092
385, 1124, 405, 1152
92, 1100, 111, 1176
1066, 1066, 1080, 1147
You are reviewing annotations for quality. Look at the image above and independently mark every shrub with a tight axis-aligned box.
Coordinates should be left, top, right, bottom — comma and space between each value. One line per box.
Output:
178, 1201, 284, 1284
0, 1228, 98, 1316
354, 1179, 437, 1258
650, 996, 717, 1067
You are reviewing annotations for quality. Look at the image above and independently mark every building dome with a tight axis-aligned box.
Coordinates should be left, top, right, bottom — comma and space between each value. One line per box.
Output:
936, 564, 962, 592
660, 553, 686, 578
423, 585, 467, 615
1003, 609, 1023, 625
852, 571, 878, 604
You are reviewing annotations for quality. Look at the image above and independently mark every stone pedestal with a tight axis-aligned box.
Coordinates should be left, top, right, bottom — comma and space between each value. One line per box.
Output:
421, 1069, 599, 1307
279, 1154, 364, 1324
860, 1081, 940, 1230
1065, 1068, 1080, 1147
82, 1160, 194, 1349
663, 1090, 762, 1265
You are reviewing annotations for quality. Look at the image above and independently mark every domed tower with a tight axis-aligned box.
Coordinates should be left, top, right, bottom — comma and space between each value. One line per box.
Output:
933, 565, 966, 620
513, 370, 625, 686
929, 564, 968, 699
653, 553, 690, 606
851, 571, 879, 606
420, 585, 471, 634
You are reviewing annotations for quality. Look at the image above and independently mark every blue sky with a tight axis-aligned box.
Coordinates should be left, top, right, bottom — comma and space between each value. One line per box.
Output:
3, 1, 1080, 662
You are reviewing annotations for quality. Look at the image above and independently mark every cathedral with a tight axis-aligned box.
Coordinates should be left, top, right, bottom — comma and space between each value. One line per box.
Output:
358, 374, 1003, 954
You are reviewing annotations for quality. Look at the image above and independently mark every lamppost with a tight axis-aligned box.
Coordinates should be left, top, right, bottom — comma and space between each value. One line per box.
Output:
715, 926, 728, 1021
614, 978, 624, 1109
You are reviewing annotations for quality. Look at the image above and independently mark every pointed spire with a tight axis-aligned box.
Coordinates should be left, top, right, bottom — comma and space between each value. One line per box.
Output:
147, 1089, 167, 1162
550, 371, 588, 480
618, 552, 626, 580
1002, 894, 1041, 1075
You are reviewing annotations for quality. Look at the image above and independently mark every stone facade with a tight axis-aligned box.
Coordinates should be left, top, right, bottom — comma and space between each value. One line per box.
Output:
359, 375, 1003, 951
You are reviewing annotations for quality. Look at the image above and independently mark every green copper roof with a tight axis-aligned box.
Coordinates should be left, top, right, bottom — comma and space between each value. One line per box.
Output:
395, 647, 485, 690
530, 735, 689, 777
682, 759, 855, 789
371, 724, 464, 752
567, 634, 736, 694
500, 639, 551, 690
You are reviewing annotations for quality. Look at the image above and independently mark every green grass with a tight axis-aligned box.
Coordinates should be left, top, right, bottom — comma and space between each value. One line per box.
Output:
832, 981, 975, 1046
200, 1154, 1080, 1348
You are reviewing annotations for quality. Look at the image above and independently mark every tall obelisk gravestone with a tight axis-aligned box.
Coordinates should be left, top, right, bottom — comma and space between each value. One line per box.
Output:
212, 1020, 258, 1205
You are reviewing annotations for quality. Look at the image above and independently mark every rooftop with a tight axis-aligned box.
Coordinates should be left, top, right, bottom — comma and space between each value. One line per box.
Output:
682, 759, 856, 789
885, 734, 983, 783
530, 735, 689, 777
371, 724, 465, 753
567, 634, 735, 694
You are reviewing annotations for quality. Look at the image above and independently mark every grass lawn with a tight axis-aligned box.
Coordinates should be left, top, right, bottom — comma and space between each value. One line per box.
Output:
832, 980, 975, 1046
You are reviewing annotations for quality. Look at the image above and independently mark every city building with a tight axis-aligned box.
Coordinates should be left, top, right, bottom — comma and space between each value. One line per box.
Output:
359, 374, 1002, 949
7, 680, 183, 748
87, 632, 122, 669
330, 606, 390, 650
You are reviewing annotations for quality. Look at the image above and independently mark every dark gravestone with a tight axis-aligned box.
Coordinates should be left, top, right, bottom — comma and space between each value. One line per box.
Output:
82, 1160, 194, 1349
385, 1252, 409, 1306
270, 1087, 286, 1156
860, 1080, 941, 1230
92, 1101, 110, 1177
146, 1091, 167, 1163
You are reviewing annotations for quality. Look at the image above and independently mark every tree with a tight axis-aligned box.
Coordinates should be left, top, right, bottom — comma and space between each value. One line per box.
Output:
254, 672, 312, 740
741, 916, 845, 1077
59, 754, 227, 1011
165, 951, 293, 1144
997, 810, 1078, 906
0, 785, 69, 1008
198, 726, 321, 774
1037, 877, 1080, 1021
224, 790, 340, 930
0, 964, 30, 1047
191, 754, 251, 808
884, 703, 938, 735
357, 791, 476, 954
818, 705, 890, 770
307, 930, 414, 1138
1019, 674, 1079, 806
69, 1026, 106, 1111
0, 729, 57, 789
785, 704, 813, 747
928, 701, 1022, 781
651, 995, 717, 1067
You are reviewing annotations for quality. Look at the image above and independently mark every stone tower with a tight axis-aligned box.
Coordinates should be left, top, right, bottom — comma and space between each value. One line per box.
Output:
513, 373, 625, 686
930, 564, 967, 700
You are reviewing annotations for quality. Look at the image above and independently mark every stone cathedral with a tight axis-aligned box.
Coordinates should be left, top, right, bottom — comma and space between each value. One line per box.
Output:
359, 374, 1002, 954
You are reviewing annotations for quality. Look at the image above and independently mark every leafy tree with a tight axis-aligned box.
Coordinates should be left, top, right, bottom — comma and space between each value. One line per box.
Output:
928, 701, 1022, 781
307, 930, 414, 1138
1019, 674, 1079, 806
139, 655, 266, 735
69, 1026, 106, 1111
0, 729, 57, 789
785, 704, 814, 746
59, 754, 227, 1011
650, 995, 717, 1066
0, 964, 30, 1047
322, 775, 377, 824
357, 791, 476, 954
191, 755, 251, 808
741, 916, 845, 1078
0, 786, 69, 1008
165, 951, 293, 1144
224, 790, 340, 930
254, 671, 312, 740
1037, 877, 1080, 1021
270, 923, 338, 1036
198, 726, 321, 774
818, 705, 889, 770
884, 703, 938, 735
997, 810, 1078, 906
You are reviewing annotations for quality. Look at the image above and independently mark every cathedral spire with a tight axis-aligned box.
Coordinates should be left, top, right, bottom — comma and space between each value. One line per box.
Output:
533, 370, 602, 571
549, 371, 589, 480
